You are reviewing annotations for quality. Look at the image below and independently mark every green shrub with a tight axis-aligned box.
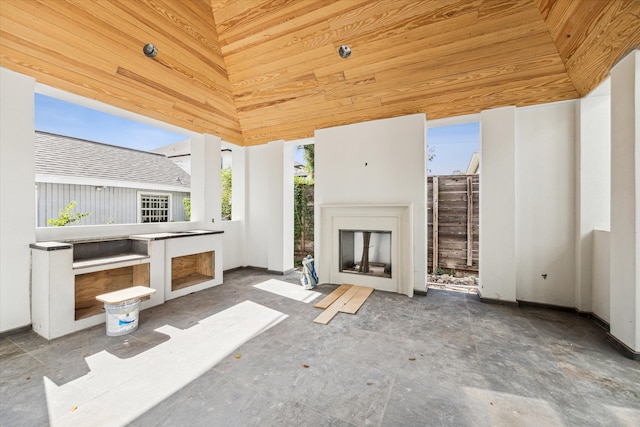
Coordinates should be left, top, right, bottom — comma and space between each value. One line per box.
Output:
47, 201, 91, 227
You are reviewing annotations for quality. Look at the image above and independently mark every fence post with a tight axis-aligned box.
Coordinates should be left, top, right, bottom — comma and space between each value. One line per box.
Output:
432, 176, 439, 273
467, 176, 473, 266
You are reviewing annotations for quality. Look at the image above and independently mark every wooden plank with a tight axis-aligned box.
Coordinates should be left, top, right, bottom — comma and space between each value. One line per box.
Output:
75, 265, 140, 320
339, 286, 374, 315
96, 285, 156, 304
467, 176, 473, 266
313, 285, 360, 325
314, 284, 352, 309
133, 264, 150, 286
172, 254, 197, 282
315, 6, 544, 79
432, 176, 439, 272
219, 0, 371, 54
172, 273, 213, 291
196, 250, 214, 277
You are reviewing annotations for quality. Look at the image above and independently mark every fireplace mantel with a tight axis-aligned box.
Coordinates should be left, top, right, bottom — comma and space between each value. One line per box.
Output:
318, 204, 414, 297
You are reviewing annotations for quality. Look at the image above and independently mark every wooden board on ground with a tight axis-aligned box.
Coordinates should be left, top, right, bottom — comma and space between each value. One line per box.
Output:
313, 284, 352, 309
313, 284, 374, 325
339, 286, 374, 314
313, 285, 360, 325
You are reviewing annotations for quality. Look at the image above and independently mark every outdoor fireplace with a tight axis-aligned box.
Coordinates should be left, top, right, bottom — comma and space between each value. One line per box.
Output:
339, 230, 391, 278
318, 204, 414, 296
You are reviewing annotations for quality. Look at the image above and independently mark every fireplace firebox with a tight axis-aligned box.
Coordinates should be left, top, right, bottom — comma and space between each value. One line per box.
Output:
339, 230, 391, 278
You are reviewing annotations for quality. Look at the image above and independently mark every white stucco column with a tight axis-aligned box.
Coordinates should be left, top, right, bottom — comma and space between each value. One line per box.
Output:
244, 140, 294, 273
0, 68, 36, 332
609, 50, 640, 354
267, 140, 294, 273
575, 86, 611, 314
230, 145, 246, 222
479, 106, 517, 301
191, 133, 222, 228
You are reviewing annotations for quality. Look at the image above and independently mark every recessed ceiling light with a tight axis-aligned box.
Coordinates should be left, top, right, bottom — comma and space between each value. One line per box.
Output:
338, 45, 351, 59
143, 43, 157, 58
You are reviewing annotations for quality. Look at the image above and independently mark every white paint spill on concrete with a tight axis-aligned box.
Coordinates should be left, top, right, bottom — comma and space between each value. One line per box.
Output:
253, 279, 321, 303
44, 300, 287, 427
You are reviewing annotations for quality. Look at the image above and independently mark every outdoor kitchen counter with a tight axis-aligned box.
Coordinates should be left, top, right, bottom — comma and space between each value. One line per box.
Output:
30, 230, 224, 340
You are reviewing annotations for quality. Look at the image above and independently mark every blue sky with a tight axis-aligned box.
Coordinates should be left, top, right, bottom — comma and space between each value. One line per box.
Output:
294, 146, 307, 165
35, 93, 478, 173
427, 122, 479, 175
35, 94, 188, 151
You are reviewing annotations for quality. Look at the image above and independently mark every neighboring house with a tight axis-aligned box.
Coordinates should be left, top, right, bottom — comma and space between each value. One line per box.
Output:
294, 161, 308, 178
465, 152, 480, 175
150, 138, 195, 173
152, 140, 232, 173
35, 131, 191, 227
152, 139, 309, 177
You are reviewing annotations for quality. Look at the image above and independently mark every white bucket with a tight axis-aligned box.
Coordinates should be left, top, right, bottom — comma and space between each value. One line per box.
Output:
104, 298, 141, 336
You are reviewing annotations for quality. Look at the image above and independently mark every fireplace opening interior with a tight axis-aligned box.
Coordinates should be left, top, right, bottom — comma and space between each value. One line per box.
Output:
339, 230, 391, 278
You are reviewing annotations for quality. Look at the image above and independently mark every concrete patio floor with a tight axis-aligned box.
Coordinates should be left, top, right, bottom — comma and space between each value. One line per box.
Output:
1, 268, 639, 426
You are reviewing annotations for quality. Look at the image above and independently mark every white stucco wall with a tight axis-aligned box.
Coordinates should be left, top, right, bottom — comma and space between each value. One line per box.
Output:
592, 230, 610, 323
245, 144, 270, 269
219, 220, 244, 270
230, 144, 246, 223
609, 50, 640, 351
479, 107, 517, 301
515, 101, 577, 306
267, 140, 294, 273
226, 143, 247, 269
0, 68, 36, 332
575, 82, 611, 312
244, 141, 295, 272
191, 133, 222, 227
314, 114, 427, 292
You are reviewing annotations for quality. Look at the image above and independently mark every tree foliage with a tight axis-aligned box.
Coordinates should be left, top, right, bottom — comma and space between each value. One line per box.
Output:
293, 144, 315, 264
182, 168, 232, 221
427, 146, 436, 174
183, 197, 191, 220
303, 144, 314, 181
47, 201, 91, 226
221, 168, 232, 220
294, 176, 314, 262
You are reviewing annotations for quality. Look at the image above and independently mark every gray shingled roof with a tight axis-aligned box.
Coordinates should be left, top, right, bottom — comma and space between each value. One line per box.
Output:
34, 131, 191, 188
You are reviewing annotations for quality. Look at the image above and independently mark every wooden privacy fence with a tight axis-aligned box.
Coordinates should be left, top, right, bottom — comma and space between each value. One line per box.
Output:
427, 175, 479, 275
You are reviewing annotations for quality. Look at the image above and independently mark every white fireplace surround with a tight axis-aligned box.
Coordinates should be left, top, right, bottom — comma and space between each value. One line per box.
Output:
318, 204, 414, 297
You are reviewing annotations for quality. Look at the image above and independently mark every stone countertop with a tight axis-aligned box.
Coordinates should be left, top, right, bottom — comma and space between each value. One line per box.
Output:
31, 230, 224, 249
30, 241, 73, 251
129, 230, 224, 241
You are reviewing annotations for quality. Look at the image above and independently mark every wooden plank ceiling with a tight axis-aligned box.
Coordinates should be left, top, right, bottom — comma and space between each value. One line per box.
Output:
1, 0, 639, 146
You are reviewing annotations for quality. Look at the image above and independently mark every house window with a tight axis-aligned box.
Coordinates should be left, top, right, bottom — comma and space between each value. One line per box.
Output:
138, 192, 171, 223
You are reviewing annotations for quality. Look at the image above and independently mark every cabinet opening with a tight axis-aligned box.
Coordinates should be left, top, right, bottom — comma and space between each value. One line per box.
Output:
171, 251, 215, 291
75, 263, 150, 320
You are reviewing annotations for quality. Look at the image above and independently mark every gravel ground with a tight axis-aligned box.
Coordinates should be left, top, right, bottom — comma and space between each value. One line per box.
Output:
427, 274, 478, 294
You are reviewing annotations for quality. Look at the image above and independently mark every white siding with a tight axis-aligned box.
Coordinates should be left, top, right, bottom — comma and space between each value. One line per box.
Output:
36, 183, 190, 226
